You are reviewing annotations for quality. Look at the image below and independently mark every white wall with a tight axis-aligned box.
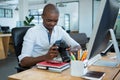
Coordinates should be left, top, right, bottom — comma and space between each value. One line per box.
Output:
0, 9, 19, 29
19, 0, 29, 21
93, 1, 101, 26
47, 0, 78, 4
29, 4, 46, 10
57, 2, 79, 31
79, 0, 92, 37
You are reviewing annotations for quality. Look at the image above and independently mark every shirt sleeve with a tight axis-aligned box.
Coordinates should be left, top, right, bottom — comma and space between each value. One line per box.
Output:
59, 27, 80, 48
18, 28, 36, 62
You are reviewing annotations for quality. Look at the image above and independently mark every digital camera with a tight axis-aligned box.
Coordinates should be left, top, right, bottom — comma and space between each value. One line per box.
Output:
54, 40, 71, 62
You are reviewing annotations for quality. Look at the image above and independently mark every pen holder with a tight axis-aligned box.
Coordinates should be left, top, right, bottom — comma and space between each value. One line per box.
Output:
70, 60, 87, 77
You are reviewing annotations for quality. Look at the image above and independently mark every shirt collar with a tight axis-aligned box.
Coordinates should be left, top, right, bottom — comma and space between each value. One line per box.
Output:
41, 23, 56, 33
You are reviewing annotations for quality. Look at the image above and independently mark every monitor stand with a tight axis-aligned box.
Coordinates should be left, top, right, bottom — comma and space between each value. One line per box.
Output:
89, 29, 120, 67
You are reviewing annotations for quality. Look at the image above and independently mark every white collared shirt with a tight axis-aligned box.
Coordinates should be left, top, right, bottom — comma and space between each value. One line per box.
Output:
18, 24, 80, 61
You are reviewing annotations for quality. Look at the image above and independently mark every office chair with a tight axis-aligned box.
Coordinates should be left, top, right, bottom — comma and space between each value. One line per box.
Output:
69, 33, 89, 50
11, 27, 31, 72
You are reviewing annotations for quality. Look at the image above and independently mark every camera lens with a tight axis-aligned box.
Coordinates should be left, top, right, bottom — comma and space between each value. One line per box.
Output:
54, 40, 71, 62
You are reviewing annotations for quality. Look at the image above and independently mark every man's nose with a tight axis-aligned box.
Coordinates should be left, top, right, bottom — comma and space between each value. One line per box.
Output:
50, 22, 56, 26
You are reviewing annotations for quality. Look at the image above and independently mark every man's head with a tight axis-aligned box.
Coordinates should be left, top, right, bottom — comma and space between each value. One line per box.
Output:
42, 4, 59, 32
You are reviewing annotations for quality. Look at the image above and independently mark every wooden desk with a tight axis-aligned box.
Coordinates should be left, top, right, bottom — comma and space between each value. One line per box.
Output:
8, 52, 120, 80
8, 65, 119, 80
114, 71, 120, 80
0, 33, 11, 59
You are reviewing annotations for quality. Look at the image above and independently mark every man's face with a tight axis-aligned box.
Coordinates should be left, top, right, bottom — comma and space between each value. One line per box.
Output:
42, 13, 59, 31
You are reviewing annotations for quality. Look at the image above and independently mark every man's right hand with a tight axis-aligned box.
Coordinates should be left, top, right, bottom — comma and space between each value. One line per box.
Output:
20, 46, 59, 67
45, 45, 59, 60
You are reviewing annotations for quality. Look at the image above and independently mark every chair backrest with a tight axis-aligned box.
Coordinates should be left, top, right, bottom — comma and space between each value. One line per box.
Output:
69, 33, 89, 50
12, 27, 31, 61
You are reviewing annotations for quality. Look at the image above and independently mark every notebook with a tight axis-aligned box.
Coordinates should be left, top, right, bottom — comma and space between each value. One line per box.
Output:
36, 60, 70, 72
48, 64, 70, 72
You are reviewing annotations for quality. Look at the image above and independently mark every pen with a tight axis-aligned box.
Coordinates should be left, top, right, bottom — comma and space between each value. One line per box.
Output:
77, 49, 81, 60
70, 52, 76, 60
80, 50, 88, 61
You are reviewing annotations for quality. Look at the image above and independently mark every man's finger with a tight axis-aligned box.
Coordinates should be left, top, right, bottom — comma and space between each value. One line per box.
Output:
51, 46, 59, 50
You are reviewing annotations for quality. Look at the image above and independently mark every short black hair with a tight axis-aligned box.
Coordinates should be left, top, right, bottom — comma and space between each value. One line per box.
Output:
42, 4, 59, 16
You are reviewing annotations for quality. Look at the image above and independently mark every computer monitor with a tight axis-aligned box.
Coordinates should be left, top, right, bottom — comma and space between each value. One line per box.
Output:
0, 26, 10, 33
87, 0, 120, 66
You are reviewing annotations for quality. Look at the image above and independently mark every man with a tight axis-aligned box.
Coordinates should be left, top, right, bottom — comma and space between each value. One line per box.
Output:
19, 4, 81, 68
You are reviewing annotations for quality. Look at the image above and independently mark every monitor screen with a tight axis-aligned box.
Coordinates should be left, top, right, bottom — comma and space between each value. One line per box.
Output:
87, 0, 119, 64
0, 26, 10, 33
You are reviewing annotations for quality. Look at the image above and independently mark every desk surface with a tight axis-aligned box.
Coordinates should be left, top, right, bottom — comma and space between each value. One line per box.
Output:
8, 65, 119, 80
0, 33, 11, 59
114, 71, 120, 80
8, 53, 120, 80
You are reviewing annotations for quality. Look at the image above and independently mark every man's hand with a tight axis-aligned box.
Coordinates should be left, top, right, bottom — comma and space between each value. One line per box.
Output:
45, 45, 59, 60
66, 45, 71, 51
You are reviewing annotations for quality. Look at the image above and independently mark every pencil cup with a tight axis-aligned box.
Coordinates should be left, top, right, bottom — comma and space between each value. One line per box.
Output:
70, 61, 87, 77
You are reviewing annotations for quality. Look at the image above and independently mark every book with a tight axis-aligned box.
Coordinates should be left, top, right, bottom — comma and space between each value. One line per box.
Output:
49, 64, 70, 72
36, 60, 70, 72
81, 71, 105, 80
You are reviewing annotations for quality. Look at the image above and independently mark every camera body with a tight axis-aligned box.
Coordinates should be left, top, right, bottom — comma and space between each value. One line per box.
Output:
54, 40, 71, 62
